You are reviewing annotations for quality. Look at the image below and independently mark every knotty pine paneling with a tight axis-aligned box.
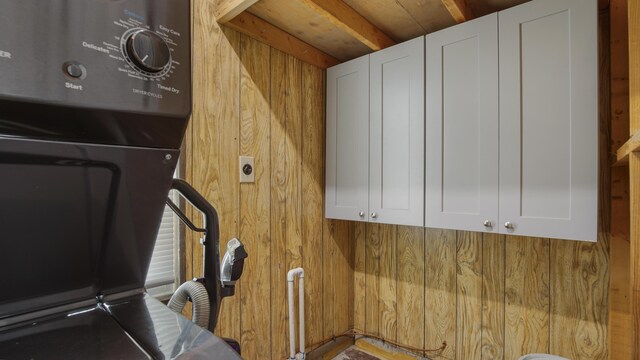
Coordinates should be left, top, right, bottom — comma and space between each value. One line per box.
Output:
186, 1, 353, 359
354, 223, 609, 360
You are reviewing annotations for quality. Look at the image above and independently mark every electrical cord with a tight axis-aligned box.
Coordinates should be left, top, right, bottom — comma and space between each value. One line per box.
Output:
305, 328, 447, 359
305, 333, 354, 353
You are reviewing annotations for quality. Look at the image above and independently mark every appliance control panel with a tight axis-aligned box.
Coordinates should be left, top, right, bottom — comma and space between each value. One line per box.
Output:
0, 0, 190, 117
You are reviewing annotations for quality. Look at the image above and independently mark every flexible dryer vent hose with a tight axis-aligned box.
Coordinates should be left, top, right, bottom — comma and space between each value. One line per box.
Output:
167, 280, 210, 328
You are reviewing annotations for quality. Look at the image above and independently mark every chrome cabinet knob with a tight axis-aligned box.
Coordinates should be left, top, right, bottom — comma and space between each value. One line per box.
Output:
504, 222, 514, 229
483, 220, 492, 228
359, 211, 365, 217
371, 212, 378, 219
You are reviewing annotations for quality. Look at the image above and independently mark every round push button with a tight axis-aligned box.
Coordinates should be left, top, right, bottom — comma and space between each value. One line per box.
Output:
66, 64, 83, 78
63, 62, 86, 79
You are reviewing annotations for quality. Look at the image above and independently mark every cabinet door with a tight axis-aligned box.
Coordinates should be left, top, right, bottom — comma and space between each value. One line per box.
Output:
369, 37, 424, 226
499, 0, 598, 241
425, 14, 499, 232
326, 55, 370, 221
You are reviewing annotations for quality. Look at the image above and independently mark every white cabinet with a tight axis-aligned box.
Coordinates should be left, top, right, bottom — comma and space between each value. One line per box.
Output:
326, 38, 424, 226
325, 56, 370, 222
425, 14, 499, 233
499, 0, 598, 241
425, 0, 598, 241
370, 37, 424, 226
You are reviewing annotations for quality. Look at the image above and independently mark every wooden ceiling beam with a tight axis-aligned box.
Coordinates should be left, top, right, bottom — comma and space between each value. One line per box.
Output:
216, 0, 260, 23
226, 12, 341, 69
298, 0, 396, 51
441, 0, 474, 23
615, 131, 640, 165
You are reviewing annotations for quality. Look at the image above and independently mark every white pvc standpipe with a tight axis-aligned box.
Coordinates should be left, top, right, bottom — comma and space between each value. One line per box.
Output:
287, 268, 305, 360
288, 279, 296, 360
298, 276, 305, 357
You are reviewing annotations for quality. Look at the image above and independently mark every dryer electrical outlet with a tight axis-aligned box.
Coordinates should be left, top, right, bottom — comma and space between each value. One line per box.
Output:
239, 156, 255, 183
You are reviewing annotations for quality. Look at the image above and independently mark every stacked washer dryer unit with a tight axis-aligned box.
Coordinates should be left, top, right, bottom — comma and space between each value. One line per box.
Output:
0, 1, 243, 359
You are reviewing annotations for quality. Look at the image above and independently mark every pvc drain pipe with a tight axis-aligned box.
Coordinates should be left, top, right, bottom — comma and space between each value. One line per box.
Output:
287, 267, 305, 360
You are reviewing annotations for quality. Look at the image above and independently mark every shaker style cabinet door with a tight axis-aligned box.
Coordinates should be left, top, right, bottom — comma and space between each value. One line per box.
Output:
369, 37, 425, 226
325, 55, 370, 222
498, 0, 598, 241
425, 14, 499, 232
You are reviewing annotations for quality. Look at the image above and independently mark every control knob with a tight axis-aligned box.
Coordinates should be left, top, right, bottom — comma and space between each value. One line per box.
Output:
124, 29, 171, 74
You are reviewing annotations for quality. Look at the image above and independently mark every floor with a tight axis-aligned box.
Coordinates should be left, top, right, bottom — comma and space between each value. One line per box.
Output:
332, 346, 382, 360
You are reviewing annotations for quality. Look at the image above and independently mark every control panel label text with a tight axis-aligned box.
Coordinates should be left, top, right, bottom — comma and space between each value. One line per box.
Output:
157, 84, 180, 94
133, 88, 163, 99
65, 82, 83, 91
82, 42, 110, 54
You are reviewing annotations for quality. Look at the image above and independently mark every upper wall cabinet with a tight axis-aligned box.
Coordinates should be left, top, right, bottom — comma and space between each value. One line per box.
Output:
326, 56, 370, 222
326, 37, 424, 226
425, 13, 499, 233
499, 0, 598, 241
425, 0, 598, 241
369, 37, 424, 226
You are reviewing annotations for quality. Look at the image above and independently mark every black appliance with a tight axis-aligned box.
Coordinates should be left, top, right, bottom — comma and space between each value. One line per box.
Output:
0, 1, 243, 359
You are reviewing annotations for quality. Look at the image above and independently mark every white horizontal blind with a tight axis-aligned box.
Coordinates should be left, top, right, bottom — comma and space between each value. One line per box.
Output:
146, 189, 178, 289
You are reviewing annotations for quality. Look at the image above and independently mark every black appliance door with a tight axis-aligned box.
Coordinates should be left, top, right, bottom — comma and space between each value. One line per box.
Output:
0, 137, 178, 320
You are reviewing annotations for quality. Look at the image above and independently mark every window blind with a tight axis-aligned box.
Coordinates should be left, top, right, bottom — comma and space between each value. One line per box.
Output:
146, 190, 178, 289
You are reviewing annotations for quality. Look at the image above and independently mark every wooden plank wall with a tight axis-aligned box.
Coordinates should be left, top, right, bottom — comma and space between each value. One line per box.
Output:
186, 1, 353, 359
352, 10, 611, 360
629, 0, 640, 357
609, 0, 631, 358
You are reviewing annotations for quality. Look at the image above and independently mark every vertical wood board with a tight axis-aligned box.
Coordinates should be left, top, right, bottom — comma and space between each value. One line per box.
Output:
504, 237, 550, 359
269, 48, 288, 359
301, 62, 326, 347
396, 226, 425, 349
424, 228, 457, 358
481, 234, 505, 360
379, 225, 397, 341
238, 35, 272, 360
455, 231, 483, 360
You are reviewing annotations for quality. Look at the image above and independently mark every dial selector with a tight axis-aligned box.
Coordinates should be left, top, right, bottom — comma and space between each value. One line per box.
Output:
124, 29, 171, 74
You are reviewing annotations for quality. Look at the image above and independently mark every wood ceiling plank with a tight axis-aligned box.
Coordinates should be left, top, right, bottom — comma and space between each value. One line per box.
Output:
215, 0, 260, 23
226, 11, 340, 69
396, 0, 458, 34
342, 0, 425, 41
343, 0, 456, 42
248, 0, 373, 61
441, 0, 474, 22
465, 0, 530, 17
298, 0, 395, 50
